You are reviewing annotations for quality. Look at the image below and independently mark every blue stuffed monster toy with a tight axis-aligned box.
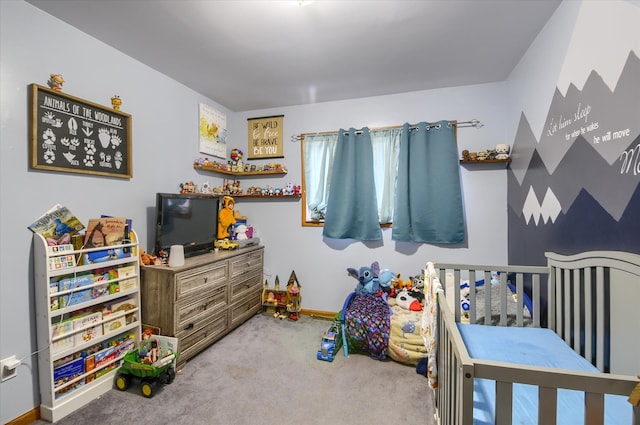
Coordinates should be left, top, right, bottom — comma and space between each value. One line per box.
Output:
347, 261, 381, 295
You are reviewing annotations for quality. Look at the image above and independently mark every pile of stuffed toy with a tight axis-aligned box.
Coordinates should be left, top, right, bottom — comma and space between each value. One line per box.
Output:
342, 261, 428, 365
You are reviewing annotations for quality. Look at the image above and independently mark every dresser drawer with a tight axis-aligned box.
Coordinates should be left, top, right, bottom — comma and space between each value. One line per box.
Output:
230, 289, 262, 327
175, 284, 229, 333
177, 310, 229, 363
230, 270, 262, 302
175, 261, 228, 300
229, 249, 263, 280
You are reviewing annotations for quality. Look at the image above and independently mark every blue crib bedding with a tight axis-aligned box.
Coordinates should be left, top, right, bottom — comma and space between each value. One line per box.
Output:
457, 324, 632, 425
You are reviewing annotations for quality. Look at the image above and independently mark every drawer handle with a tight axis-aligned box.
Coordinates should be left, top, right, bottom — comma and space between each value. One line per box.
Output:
185, 323, 194, 331
204, 277, 209, 283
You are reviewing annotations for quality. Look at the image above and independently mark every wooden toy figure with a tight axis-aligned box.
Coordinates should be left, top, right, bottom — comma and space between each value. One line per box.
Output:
217, 196, 236, 239
286, 271, 301, 321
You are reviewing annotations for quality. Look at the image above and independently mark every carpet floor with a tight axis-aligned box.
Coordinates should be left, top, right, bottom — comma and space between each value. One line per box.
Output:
32, 314, 436, 425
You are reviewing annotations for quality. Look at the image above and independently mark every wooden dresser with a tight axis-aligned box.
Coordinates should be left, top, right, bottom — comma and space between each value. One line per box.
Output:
140, 246, 263, 368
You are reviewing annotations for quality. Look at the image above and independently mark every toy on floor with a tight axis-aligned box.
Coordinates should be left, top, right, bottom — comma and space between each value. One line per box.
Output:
286, 271, 301, 320
262, 272, 301, 320
114, 335, 178, 398
317, 321, 343, 362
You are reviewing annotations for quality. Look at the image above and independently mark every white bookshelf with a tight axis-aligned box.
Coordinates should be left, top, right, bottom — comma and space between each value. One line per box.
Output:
33, 232, 141, 422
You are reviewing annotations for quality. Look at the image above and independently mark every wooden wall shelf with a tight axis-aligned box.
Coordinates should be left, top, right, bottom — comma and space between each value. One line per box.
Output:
234, 194, 301, 200
460, 158, 511, 168
194, 164, 287, 176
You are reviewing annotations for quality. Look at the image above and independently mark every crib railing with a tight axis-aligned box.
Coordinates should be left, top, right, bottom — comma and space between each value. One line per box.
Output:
434, 263, 549, 327
546, 251, 640, 375
434, 270, 640, 425
429, 256, 640, 425
436, 288, 474, 425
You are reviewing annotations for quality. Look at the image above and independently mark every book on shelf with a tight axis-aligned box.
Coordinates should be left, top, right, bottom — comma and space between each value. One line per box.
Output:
73, 311, 103, 346
51, 319, 74, 354
84, 354, 96, 383
117, 265, 137, 292
50, 281, 60, 311
58, 274, 95, 307
94, 346, 117, 370
28, 204, 85, 245
83, 217, 131, 264
101, 215, 135, 253
103, 297, 138, 327
53, 357, 84, 397
103, 315, 127, 335
84, 217, 128, 248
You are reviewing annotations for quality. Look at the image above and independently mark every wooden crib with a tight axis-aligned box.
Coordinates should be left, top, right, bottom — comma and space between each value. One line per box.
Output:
424, 251, 640, 425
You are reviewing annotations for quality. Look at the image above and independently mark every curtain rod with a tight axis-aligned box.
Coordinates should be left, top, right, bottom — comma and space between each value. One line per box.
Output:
291, 119, 483, 142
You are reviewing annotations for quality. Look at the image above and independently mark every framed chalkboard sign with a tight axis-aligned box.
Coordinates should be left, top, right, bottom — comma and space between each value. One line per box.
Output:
29, 84, 132, 178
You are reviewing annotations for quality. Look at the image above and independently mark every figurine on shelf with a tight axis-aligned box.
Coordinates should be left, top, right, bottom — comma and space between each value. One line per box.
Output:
111, 95, 122, 111
230, 148, 244, 172
47, 74, 64, 91
217, 196, 236, 239
461, 150, 471, 161
180, 181, 196, 194
495, 144, 511, 160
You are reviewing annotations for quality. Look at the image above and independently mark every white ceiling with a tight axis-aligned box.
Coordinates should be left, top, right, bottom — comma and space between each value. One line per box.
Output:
26, 0, 561, 112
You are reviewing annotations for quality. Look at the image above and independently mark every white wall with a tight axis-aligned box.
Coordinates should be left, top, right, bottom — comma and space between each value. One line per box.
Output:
227, 83, 512, 318
0, 1, 232, 422
1, 0, 510, 422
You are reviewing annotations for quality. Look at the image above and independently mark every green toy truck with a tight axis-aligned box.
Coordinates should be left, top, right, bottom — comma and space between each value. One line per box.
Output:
114, 335, 178, 398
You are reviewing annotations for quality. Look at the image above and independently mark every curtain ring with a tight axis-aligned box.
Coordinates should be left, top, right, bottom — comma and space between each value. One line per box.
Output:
446, 122, 453, 129
435, 124, 441, 130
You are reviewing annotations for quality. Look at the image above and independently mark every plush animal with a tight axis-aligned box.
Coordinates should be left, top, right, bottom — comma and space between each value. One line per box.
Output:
392, 275, 412, 292
377, 269, 398, 295
235, 224, 248, 240
495, 144, 510, 160
347, 261, 380, 295
410, 273, 425, 290
217, 196, 236, 239
396, 288, 423, 311
140, 249, 161, 266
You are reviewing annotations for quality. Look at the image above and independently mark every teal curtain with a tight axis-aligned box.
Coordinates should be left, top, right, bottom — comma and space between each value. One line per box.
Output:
392, 121, 465, 243
323, 128, 382, 240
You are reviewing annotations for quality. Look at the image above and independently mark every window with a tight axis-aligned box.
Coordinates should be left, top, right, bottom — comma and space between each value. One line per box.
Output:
301, 128, 401, 227
300, 120, 467, 243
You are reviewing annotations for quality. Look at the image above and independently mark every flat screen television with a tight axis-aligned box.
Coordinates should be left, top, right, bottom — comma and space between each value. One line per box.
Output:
154, 192, 219, 258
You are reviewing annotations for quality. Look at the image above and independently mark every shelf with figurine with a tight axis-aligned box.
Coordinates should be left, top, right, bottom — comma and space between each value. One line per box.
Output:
193, 148, 287, 176
179, 179, 301, 199
460, 144, 511, 168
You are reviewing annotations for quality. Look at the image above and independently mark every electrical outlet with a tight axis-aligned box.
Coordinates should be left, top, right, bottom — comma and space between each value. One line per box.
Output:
1, 355, 20, 382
